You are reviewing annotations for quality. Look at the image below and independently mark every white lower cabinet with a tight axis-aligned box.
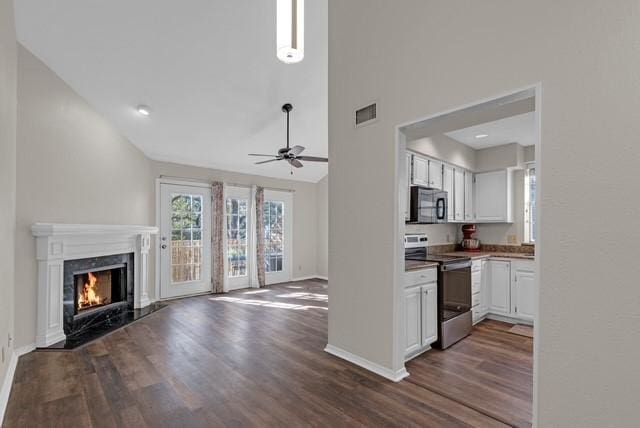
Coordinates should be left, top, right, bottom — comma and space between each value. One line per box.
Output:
404, 268, 438, 359
404, 286, 423, 355
512, 260, 537, 322
488, 260, 511, 315
471, 260, 484, 324
421, 284, 438, 345
475, 258, 537, 325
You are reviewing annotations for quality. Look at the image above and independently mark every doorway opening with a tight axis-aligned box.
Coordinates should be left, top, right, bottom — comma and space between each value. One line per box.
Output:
395, 85, 541, 427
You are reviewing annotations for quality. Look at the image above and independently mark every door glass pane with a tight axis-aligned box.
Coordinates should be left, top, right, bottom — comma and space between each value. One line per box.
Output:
227, 198, 248, 277
264, 200, 284, 273
171, 194, 203, 283
529, 168, 536, 242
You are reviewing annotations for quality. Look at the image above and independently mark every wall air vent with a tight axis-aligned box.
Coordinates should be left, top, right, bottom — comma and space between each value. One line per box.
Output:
355, 102, 378, 128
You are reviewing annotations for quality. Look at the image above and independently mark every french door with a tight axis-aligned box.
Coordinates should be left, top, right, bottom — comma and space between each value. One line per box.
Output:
225, 187, 252, 291
159, 183, 212, 299
262, 190, 292, 285
225, 187, 292, 289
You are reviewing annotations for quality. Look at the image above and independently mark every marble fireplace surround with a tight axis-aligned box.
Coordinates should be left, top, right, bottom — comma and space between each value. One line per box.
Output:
32, 224, 158, 347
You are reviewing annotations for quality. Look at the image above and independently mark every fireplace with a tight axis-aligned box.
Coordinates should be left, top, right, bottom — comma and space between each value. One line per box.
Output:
33, 223, 159, 348
74, 265, 126, 315
63, 253, 134, 337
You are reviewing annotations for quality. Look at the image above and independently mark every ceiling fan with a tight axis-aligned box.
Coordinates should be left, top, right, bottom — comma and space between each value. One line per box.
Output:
249, 104, 328, 171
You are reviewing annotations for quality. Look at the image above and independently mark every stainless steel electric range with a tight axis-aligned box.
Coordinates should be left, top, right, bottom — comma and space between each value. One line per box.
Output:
405, 234, 473, 349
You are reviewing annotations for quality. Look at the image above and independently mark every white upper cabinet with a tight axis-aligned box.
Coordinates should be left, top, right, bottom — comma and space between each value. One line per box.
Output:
428, 160, 443, 189
443, 165, 454, 221
488, 260, 511, 315
412, 155, 430, 187
454, 169, 465, 222
464, 171, 474, 222
474, 169, 514, 223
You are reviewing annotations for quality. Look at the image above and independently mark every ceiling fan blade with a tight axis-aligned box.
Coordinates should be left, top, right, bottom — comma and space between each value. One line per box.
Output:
297, 156, 328, 163
249, 153, 277, 157
255, 158, 282, 165
289, 145, 305, 156
288, 159, 304, 168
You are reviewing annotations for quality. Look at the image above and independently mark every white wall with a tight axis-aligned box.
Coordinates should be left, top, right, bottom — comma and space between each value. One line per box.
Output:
14, 46, 155, 348
408, 134, 476, 171
0, 0, 17, 399
316, 175, 328, 278
475, 142, 525, 172
328, 1, 640, 425
150, 162, 320, 282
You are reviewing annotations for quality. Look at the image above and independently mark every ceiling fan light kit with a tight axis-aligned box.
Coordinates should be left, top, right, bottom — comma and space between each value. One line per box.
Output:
249, 103, 328, 174
277, 0, 304, 64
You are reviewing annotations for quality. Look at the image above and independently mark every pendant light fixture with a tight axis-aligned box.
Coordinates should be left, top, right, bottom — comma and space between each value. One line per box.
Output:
277, 0, 304, 64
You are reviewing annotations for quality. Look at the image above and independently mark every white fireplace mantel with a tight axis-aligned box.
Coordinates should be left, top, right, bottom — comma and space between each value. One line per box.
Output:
32, 223, 159, 347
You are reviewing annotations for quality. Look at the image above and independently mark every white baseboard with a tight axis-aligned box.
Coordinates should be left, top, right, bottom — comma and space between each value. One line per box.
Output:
0, 343, 35, 423
486, 313, 534, 326
291, 275, 328, 282
324, 344, 409, 382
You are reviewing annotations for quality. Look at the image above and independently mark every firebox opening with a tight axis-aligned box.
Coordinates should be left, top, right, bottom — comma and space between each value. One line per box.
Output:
74, 264, 126, 315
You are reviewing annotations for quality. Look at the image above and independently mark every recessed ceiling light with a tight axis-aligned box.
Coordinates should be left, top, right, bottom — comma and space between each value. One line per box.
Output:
136, 105, 151, 116
475, 134, 489, 139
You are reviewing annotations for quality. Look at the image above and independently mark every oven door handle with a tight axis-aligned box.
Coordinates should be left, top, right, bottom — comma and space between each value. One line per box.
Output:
441, 261, 471, 271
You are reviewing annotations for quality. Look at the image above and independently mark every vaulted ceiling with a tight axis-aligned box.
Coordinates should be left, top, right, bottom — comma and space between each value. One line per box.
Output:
15, 0, 328, 182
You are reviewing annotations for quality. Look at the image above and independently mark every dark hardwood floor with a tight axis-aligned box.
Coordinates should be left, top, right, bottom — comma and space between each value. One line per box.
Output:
3, 280, 532, 428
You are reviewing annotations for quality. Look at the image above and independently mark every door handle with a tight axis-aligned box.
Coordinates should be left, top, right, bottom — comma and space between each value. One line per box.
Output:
161, 244, 167, 249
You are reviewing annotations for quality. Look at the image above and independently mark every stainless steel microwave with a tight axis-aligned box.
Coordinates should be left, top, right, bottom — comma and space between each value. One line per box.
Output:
408, 186, 448, 224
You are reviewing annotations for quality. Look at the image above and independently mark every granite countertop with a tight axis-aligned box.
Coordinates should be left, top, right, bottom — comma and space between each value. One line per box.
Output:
443, 251, 535, 260
405, 260, 439, 271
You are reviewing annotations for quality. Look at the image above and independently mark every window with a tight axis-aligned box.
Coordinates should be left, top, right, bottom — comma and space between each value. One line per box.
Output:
226, 198, 248, 277
170, 194, 203, 283
524, 165, 536, 243
264, 200, 284, 273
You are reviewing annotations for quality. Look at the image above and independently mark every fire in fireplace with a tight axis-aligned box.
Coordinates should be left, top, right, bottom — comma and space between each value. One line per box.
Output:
73, 264, 127, 315
77, 271, 111, 311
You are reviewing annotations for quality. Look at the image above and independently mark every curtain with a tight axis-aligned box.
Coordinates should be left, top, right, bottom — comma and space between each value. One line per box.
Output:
255, 186, 266, 288
211, 182, 225, 293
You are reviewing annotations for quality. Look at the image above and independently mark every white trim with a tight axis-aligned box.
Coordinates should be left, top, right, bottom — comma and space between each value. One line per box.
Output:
158, 183, 213, 299
0, 352, 18, 423
157, 177, 212, 188
31, 223, 158, 237
486, 313, 534, 326
324, 344, 409, 382
155, 177, 212, 301
394, 83, 543, 425
0, 344, 35, 423
291, 275, 327, 282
